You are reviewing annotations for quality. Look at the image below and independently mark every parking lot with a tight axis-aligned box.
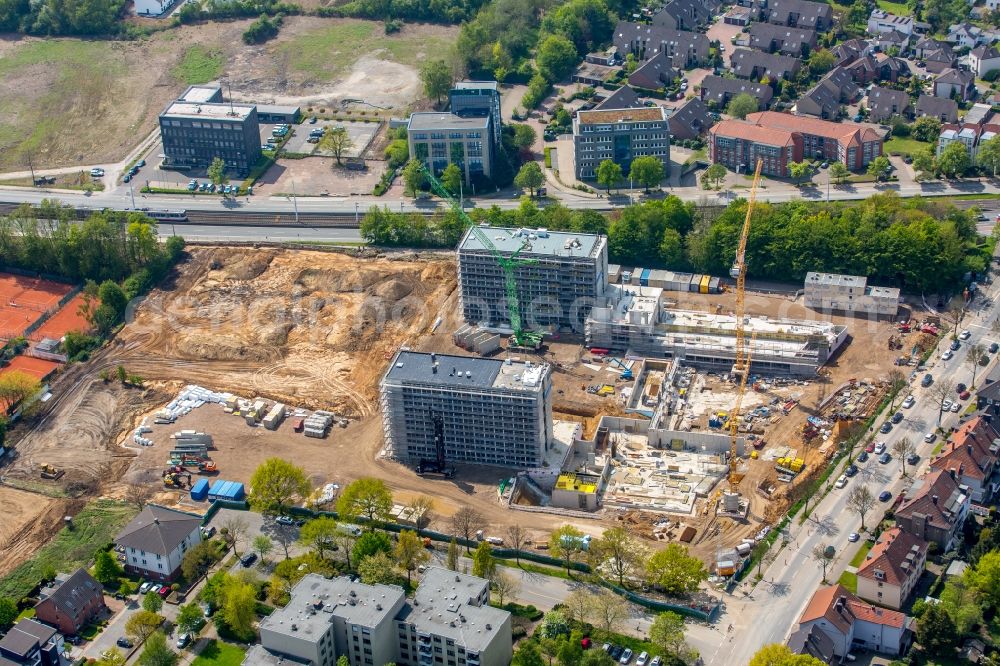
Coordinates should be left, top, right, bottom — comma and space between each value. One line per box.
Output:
277, 119, 379, 158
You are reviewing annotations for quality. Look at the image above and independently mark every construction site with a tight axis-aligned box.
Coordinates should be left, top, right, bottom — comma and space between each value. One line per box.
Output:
0, 164, 939, 578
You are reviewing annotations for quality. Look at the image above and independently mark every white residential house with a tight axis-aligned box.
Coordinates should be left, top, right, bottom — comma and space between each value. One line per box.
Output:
795, 585, 914, 657
947, 23, 985, 49
114, 504, 202, 582
971, 44, 1000, 78
868, 9, 915, 36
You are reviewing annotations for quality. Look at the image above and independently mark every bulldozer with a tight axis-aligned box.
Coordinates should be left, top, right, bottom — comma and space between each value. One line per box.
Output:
39, 463, 64, 480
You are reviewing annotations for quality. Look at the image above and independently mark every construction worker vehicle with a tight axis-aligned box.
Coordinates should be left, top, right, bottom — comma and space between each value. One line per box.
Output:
39, 463, 64, 480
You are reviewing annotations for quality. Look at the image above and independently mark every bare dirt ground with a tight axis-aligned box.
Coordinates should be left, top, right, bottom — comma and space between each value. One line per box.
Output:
256, 157, 386, 197
0, 487, 65, 578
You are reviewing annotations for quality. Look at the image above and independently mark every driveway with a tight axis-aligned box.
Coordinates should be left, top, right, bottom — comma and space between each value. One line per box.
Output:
708, 19, 745, 47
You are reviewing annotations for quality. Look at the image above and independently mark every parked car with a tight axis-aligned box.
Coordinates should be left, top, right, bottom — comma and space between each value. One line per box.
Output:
90, 168, 105, 178
942, 350, 954, 361
950, 402, 960, 412
891, 412, 903, 424
123, 174, 131, 183
176, 634, 191, 649
241, 552, 257, 567
620, 648, 634, 664
602, 643, 612, 654
858, 451, 869, 463
187, 180, 197, 191
637, 652, 650, 666
879, 452, 891, 464
960, 329, 971, 340
848, 532, 860, 542
906, 453, 920, 465
956, 383, 967, 393
309, 116, 317, 123
276, 515, 294, 526
942, 400, 953, 411
845, 464, 859, 477
835, 474, 848, 488
137, 159, 146, 168
116, 637, 133, 648
879, 490, 892, 502
902, 395, 915, 409
960, 390, 971, 400
950, 339, 961, 351
821, 162, 829, 169
201, 525, 216, 538
65, 635, 82, 645
922, 374, 933, 387
924, 432, 937, 443
990, 342, 1000, 354
139, 582, 153, 594
650, 658, 663, 666
874, 442, 886, 455
158, 585, 170, 598
879, 422, 892, 433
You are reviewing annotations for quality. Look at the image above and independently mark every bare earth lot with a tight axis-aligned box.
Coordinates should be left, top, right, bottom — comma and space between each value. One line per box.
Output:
0, 18, 455, 171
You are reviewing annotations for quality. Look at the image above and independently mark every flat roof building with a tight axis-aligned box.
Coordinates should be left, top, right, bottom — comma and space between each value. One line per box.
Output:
408, 113, 494, 182
256, 569, 512, 666
380, 351, 554, 468
573, 106, 670, 181
804, 272, 900, 318
159, 99, 262, 176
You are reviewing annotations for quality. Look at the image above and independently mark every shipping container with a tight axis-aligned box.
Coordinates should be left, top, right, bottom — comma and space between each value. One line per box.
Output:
709, 277, 721, 293
224, 482, 245, 501
647, 269, 669, 289
630, 269, 644, 286
688, 274, 702, 292
699, 275, 710, 294
639, 268, 651, 287
190, 478, 209, 501
608, 264, 621, 284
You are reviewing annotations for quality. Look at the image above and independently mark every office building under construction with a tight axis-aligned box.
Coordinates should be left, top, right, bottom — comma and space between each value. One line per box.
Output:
585, 285, 848, 376
379, 351, 554, 468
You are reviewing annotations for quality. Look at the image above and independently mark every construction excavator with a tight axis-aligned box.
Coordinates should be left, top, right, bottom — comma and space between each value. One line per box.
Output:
726, 159, 764, 494
39, 463, 64, 480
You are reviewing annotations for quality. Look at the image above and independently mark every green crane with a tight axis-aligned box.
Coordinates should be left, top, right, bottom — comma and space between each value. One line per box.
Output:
422, 167, 543, 349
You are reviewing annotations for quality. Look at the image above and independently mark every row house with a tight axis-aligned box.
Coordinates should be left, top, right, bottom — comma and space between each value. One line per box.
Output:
729, 48, 802, 81
894, 469, 969, 550
764, 0, 833, 31
929, 416, 1000, 503
856, 528, 928, 610
613, 22, 710, 68
699, 75, 774, 109
747, 22, 817, 57
796, 67, 860, 119
792, 585, 913, 658
651, 0, 713, 32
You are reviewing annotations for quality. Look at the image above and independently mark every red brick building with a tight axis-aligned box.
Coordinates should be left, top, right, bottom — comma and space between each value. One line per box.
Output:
33, 568, 106, 636
708, 111, 884, 177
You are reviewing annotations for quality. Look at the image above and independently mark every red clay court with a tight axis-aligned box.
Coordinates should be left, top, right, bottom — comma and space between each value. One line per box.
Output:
33, 293, 92, 340
0, 355, 60, 382
0, 274, 73, 341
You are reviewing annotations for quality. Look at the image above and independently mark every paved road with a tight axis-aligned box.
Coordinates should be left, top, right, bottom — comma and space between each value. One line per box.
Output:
699, 269, 1000, 665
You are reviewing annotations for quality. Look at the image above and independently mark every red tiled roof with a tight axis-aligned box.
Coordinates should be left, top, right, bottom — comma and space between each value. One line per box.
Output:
845, 599, 908, 629
930, 416, 998, 481
856, 528, 927, 586
896, 469, 965, 529
710, 119, 796, 146
800, 584, 909, 632
745, 111, 877, 144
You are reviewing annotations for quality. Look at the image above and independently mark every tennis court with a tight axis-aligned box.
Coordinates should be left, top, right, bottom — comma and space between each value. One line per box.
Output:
0, 274, 73, 341
0, 355, 60, 381
33, 293, 92, 340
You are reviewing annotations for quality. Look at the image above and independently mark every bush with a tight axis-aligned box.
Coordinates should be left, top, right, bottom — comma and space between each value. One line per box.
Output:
384, 18, 402, 33
984, 69, 1000, 82
243, 14, 283, 44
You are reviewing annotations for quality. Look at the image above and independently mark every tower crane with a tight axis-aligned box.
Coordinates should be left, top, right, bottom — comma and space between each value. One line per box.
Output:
726, 159, 763, 492
422, 166, 543, 349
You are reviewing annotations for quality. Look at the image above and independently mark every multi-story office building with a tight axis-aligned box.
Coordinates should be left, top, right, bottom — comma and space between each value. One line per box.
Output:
803, 272, 900, 318
254, 569, 512, 666
407, 113, 493, 182
159, 98, 262, 176
380, 351, 554, 468
458, 227, 608, 333
573, 107, 670, 180
449, 81, 502, 151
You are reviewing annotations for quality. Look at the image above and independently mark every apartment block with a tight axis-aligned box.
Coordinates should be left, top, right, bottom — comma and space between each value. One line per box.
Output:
407, 113, 494, 182
457, 227, 608, 333
856, 528, 927, 610
159, 100, 262, 176
573, 107, 670, 180
380, 351, 554, 468
449, 81, 502, 152
804, 272, 900, 318
255, 569, 511, 666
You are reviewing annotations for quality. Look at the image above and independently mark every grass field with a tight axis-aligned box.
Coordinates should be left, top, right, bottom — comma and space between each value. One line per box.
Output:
877, 0, 913, 16
277, 20, 453, 83
192, 640, 246, 666
849, 542, 873, 567
172, 45, 225, 85
884, 136, 932, 157
0, 499, 138, 600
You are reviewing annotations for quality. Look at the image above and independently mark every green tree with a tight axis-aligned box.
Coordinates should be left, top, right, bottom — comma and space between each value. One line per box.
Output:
420, 60, 453, 104
447, 537, 460, 571
829, 161, 850, 185
181, 540, 217, 581
395, 530, 430, 585
221, 575, 257, 641
648, 611, 687, 658
912, 146, 937, 179
977, 134, 1000, 176
207, 157, 228, 192
357, 552, 397, 585
142, 591, 163, 613
319, 127, 353, 166
629, 155, 665, 192
0, 597, 17, 628
549, 524, 586, 572
514, 162, 545, 197
866, 155, 892, 182
969, 550, 1000, 607
98, 280, 127, 321
937, 141, 971, 178
402, 159, 427, 196
537, 34, 578, 82
451, 507, 485, 553
512, 642, 547, 666
175, 603, 203, 635
138, 631, 176, 666
596, 159, 622, 193
645, 543, 709, 595
701, 162, 727, 190
726, 93, 758, 119
97, 647, 126, 666
512, 124, 537, 151
579, 652, 616, 666
441, 163, 463, 196
749, 643, 825, 665
591, 526, 647, 586
353, 530, 393, 563
337, 477, 393, 523
253, 534, 274, 563
299, 517, 339, 560
917, 603, 959, 656
788, 161, 813, 186
472, 541, 497, 582
248, 458, 310, 516
94, 548, 124, 584
337, 657, 350, 666
807, 49, 836, 76
912, 116, 942, 142
126, 610, 163, 643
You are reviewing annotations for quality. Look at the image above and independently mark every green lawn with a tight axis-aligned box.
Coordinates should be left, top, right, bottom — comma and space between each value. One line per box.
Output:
172, 45, 225, 85
849, 542, 873, 567
192, 640, 246, 666
276, 20, 453, 83
838, 570, 858, 593
884, 136, 932, 157
0, 499, 138, 600
877, 0, 913, 16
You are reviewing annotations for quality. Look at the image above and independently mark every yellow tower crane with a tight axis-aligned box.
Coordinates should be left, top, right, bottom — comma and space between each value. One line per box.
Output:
727, 159, 763, 492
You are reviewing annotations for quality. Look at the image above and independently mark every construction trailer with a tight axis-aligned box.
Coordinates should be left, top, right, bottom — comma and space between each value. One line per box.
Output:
208, 480, 245, 502
190, 478, 210, 501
